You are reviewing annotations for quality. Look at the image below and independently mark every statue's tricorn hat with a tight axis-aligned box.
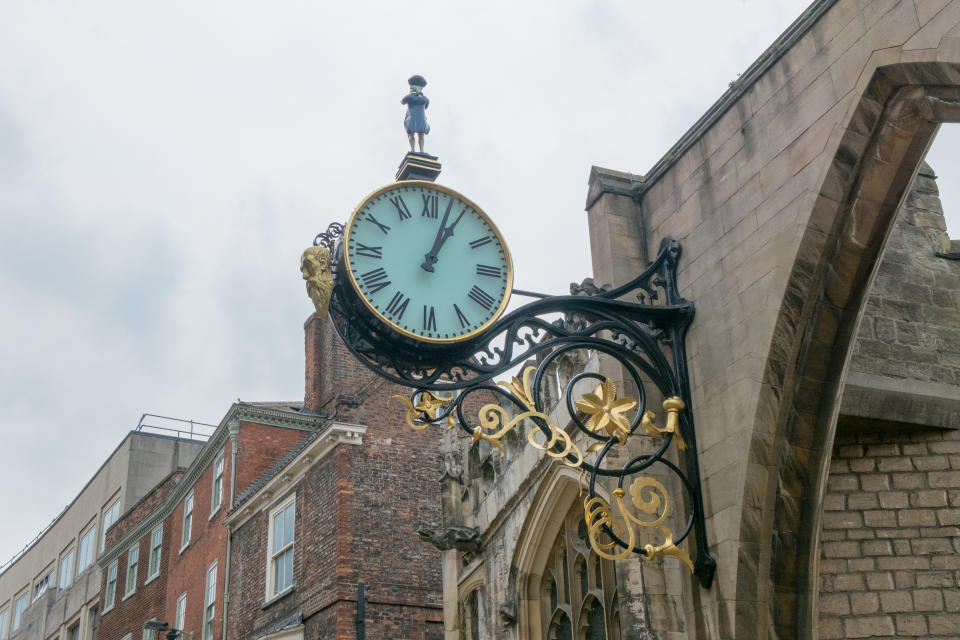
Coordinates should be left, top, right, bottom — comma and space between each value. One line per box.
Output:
408, 74, 427, 88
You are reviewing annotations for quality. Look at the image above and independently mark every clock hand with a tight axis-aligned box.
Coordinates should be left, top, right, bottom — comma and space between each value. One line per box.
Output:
420, 206, 451, 272
421, 205, 465, 272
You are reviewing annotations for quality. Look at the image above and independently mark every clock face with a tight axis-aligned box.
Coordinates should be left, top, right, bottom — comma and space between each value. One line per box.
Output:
343, 181, 513, 343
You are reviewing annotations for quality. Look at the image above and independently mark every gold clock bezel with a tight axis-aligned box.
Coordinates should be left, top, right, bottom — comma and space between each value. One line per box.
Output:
343, 180, 514, 345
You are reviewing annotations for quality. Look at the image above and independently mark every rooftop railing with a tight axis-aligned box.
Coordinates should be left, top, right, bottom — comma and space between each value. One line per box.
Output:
135, 413, 217, 441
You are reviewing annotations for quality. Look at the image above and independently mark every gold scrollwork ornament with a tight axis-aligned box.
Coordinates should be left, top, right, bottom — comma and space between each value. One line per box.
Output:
641, 396, 687, 449
470, 366, 583, 466
583, 476, 694, 573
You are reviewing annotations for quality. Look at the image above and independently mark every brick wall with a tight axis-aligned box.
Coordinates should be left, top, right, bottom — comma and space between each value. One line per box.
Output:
102, 313, 444, 640
99, 519, 171, 640
815, 159, 960, 638
105, 471, 182, 550
99, 420, 311, 640
234, 423, 306, 501
817, 429, 960, 638
228, 461, 336, 637
336, 382, 444, 637
160, 422, 304, 640
100, 472, 182, 640
228, 316, 443, 640
320, 318, 444, 634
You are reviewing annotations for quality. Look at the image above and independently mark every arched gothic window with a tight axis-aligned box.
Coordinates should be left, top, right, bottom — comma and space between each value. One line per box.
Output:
539, 501, 620, 640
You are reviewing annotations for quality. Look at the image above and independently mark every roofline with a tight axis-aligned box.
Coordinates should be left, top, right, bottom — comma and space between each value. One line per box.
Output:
631, 0, 839, 198
224, 422, 367, 530
98, 402, 327, 567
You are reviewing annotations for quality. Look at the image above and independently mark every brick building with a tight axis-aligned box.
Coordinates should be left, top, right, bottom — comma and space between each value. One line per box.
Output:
97, 402, 316, 640
223, 316, 443, 640
95, 315, 443, 640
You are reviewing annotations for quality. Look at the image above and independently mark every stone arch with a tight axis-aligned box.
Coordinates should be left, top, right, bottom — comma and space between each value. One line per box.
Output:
515, 465, 585, 638
515, 464, 621, 639
739, 61, 960, 639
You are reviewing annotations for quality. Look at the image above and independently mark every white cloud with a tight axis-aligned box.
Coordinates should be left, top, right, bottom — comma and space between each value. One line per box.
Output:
0, 0, 857, 560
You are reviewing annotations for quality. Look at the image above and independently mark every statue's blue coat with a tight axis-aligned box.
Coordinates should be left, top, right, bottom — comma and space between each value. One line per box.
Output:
401, 93, 430, 134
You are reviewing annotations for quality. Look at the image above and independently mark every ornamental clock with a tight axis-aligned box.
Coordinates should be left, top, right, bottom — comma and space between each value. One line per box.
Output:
342, 181, 513, 344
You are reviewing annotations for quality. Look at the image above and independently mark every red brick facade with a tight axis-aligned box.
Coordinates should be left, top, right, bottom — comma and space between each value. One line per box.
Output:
99, 422, 312, 640
163, 438, 231, 640
226, 316, 443, 639
100, 473, 184, 639
98, 314, 442, 640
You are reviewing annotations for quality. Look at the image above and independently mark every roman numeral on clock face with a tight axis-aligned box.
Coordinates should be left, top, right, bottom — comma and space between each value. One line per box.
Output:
385, 291, 410, 320
468, 285, 496, 310
423, 305, 437, 332
469, 235, 493, 249
355, 243, 382, 259
363, 213, 391, 234
453, 304, 470, 328
360, 267, 391, 294
476, 264, 501, 278
389, 196, 411, 221
421, 193, 439, 218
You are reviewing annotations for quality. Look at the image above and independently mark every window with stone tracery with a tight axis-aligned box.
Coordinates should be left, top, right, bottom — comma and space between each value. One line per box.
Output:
540, 502, 620, 640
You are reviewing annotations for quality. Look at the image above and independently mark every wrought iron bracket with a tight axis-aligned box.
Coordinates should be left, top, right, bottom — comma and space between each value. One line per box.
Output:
325, 231, 716, 588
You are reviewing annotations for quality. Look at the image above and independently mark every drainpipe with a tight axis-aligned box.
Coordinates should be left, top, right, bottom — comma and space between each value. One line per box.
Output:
356, 582, 366, 640
222, 419, 240, 640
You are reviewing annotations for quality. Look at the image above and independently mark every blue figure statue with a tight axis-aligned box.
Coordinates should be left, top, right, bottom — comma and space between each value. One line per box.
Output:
401, 75, 430, 153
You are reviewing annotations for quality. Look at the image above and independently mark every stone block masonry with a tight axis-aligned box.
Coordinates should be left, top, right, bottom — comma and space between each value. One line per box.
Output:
578, 3, 960, 636
818, 428, 960, 639
847, 163, 960, 393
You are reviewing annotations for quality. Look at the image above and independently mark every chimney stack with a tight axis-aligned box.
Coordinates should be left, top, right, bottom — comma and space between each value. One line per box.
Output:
304, 314, 369, 413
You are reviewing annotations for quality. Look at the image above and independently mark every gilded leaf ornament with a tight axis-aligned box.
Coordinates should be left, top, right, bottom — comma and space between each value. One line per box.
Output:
574, 379, 636, 444
393, 367, 696, 574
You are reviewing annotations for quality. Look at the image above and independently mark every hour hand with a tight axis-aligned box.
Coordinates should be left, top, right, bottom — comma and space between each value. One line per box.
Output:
421, 251, 439, 272
421, 208, 463, 272
421, 228, 450, 272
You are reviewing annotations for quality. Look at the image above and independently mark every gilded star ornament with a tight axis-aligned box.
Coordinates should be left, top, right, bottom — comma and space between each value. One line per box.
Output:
574, 379, 637, 444
391, 390, 455, 430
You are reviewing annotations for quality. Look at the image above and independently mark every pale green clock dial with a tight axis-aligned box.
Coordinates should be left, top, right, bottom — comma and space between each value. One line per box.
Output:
344, 181, 513, 343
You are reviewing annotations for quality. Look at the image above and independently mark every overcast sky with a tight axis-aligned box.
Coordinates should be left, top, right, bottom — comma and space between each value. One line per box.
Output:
1, 1, 958, 565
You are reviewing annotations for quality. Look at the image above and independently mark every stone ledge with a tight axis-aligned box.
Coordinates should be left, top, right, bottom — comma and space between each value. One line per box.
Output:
586, 166, 643, 210
839, 372, 960, 432
936, 236, 960, 259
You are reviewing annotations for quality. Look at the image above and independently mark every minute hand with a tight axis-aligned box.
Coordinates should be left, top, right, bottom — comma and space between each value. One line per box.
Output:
421, 208, 465, 272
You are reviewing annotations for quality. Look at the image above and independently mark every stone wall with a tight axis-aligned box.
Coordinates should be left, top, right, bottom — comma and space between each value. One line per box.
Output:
431, 2, 960, 637
849, 162, 960, 390
815, 163, 960, 637
582, 2, 960, 636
